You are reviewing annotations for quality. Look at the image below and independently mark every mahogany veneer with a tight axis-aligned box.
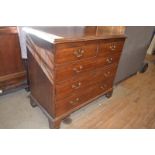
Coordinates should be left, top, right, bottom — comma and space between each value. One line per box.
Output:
26, 26, 125, 128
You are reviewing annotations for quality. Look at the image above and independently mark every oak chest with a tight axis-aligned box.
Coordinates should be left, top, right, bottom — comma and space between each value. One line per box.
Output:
25, 26, 125, 128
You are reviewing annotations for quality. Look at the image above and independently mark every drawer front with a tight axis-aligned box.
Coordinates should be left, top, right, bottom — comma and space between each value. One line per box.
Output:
55, 41, 97, 64
55, 79, 113, 116
55, 64, 117, 100
98, 39, 125, 57
55, 57, 97, 82
96, 53, 121, 67
55, 54, 120, 82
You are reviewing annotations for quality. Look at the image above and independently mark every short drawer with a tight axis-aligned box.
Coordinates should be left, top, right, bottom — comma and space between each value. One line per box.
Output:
98, 39, 125, 57
55, 41, 97, 64
55, 79, 113, 116
55, 64, 117, 100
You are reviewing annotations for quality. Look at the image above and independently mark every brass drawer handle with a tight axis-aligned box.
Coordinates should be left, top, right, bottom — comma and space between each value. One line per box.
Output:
70, 98, 80, 105
104, 71, 111, 77
110, 44, 116, 51
73, 65, 83, 73
106, 57, 113, 64
74, 49, 84, 58
100, 84, 107, 90
72, 82, 81, 89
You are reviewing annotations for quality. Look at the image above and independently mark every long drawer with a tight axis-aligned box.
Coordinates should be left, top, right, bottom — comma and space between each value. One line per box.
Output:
55, 41, 98, 64
55, 79, 113, 116
55, 64, 117, 100
55, 53, 121, 82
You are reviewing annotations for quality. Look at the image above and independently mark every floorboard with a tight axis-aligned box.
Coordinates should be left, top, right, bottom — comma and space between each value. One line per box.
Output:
0, 55, 155, 129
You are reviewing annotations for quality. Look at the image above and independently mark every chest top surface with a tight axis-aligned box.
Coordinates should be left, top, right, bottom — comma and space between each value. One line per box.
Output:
23, 26, 126, 44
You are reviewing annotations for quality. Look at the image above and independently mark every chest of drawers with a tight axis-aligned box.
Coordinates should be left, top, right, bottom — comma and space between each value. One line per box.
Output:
25, 26, 125, 128
0, 27, 26, 94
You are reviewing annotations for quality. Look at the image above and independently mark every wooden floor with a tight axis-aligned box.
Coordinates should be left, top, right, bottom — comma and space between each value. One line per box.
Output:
0, 55, 155, 129
63, 55, 155, 129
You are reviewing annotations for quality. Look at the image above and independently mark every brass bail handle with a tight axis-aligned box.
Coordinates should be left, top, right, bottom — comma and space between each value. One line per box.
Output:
72, 82, 81, 89
70, 98, 80, 105
100, 84, 107, 90
106, 57, 113, 63
104, 71, 111, 77
74, 48, 84, 58
110, 43, 116, 51
73, 65, 83, 73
